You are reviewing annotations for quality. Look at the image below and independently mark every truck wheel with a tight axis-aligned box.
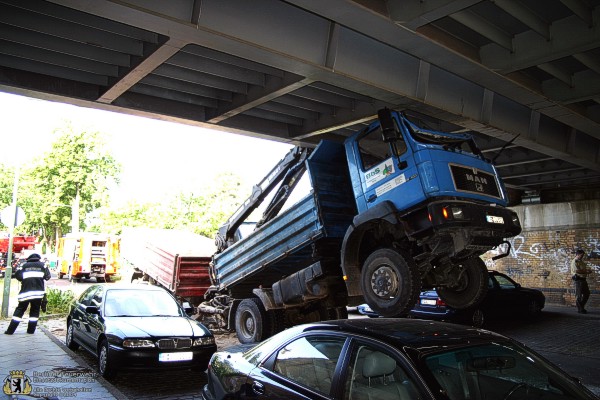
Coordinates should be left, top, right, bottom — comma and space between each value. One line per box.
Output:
437, 257, 488, 310
325, 307, 348, 320
360, 248, 420, 317
268, 309, 285, 336
235, 298, 269, 344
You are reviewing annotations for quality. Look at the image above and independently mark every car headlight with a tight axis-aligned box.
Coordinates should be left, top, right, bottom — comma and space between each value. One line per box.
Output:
193, 336, 216, 346
123, 339, 155, 348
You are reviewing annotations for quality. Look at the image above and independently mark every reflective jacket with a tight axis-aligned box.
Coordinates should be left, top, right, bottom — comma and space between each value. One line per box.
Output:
15, 260, 51, 301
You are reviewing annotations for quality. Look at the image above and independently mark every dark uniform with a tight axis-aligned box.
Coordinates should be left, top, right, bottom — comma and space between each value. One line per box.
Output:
571, 249, 592, 314
4, 253, 51, 334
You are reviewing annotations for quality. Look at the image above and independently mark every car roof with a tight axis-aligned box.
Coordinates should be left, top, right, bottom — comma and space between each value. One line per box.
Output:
294, 318, 509, 351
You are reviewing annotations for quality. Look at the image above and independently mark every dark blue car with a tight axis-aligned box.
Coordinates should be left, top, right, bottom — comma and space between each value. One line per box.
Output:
358, 270, 545, 327
409, 270, 545, 327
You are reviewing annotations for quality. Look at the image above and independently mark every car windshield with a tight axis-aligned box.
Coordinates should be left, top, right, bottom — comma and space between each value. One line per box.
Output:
423, 341, 592, 399
103, 289, 182, 317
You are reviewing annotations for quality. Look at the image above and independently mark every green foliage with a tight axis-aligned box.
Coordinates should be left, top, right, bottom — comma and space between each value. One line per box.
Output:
89, 172, 248, 239
0, 123, 121, 247
0, 122, 252, 245
44, 288, 76, 315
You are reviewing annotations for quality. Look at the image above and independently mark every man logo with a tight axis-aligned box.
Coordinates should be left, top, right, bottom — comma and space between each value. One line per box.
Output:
2, 370, 33, 395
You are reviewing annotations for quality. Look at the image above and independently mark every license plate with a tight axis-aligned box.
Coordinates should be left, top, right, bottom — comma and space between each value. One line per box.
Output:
486, 215, 504, 224
159, 352, 193, 362
421, 299, 437, 306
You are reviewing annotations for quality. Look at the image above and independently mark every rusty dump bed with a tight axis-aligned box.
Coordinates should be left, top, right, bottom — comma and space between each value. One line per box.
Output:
121, 228, 215, 300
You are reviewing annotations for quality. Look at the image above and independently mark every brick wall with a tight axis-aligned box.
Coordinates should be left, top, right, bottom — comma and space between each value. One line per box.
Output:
482, 216, 600, 308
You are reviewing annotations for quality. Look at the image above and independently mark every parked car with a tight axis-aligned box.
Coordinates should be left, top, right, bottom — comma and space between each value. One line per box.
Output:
410, 270, 546, 327
65, 284, 217, 379
356, 270, 545, 327
356, 303, 378, 318
201, 318, 596, 400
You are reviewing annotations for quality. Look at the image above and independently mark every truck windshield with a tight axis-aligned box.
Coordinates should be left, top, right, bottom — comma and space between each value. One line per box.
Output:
402, 118, 480, 155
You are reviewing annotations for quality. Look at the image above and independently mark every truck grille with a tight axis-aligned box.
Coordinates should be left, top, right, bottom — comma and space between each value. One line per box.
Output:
450, 164, 500, 199
156, 338, 192, 349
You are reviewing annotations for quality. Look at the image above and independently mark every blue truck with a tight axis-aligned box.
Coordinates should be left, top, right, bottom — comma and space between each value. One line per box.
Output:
199, 109, 521, 343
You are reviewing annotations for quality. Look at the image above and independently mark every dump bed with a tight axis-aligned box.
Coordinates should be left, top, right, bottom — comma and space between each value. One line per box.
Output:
213, 141, 357, 297
121, 228, 215, 300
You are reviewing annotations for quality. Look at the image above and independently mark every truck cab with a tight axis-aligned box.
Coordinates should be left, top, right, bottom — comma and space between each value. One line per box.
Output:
341, 109, 521, 316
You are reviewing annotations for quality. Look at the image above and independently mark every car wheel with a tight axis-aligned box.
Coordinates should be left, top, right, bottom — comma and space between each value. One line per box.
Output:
235, 298, 269, 344
360, 248, 420, 317
528, 299, 542, 316
438, 257, 488, 310
58, 272, 64, 279
327, 306, 348, 320
65, 322, 80, 351
471, 309, 485, 327
98, 340, 116, 379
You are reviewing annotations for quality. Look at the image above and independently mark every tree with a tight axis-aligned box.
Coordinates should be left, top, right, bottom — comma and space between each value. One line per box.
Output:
89, 172, 248, 239
18, 124, 120, 249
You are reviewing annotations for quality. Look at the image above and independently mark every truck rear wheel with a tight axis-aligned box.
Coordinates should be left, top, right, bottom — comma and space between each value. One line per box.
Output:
235, 298, 270, 344
437, 257, 488, 309
360, 248, 420, 317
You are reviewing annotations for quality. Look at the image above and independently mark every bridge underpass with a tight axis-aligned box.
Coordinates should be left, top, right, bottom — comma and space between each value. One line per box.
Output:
1, 0, 600, 204
0, 0, 599, 309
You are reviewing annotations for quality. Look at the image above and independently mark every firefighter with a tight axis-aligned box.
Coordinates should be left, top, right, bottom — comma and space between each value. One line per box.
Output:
4, 253, 51, 335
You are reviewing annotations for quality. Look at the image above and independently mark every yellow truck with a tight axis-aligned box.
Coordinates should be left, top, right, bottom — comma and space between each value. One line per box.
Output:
57, 232, 120, 282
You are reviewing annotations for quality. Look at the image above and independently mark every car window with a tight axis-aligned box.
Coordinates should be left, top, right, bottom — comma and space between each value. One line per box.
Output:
494, 275, 516, 290
78, 286, 99, 306
424, 342, 586, 400
358, 124, 407, 171
91, 286, 105, 307
272, 335, 345, 395
344, 342, 421, 400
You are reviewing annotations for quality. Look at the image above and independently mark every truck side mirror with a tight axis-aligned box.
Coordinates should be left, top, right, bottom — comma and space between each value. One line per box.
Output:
377, 108, 399, 143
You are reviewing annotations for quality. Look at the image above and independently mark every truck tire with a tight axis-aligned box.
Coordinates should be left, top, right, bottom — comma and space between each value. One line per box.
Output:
360, 248, 420, 317
437, 257, 488, 310
235, 298, 270, 344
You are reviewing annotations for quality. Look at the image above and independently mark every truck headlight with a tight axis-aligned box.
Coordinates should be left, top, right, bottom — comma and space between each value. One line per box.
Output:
451, 207, 465, 219
512, 214, 520, 226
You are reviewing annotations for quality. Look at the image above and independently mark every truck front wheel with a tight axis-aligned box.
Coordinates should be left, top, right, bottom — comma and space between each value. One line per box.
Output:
437, 257, 488, 309
235, 298, 269, 344
360, 249, 420, 317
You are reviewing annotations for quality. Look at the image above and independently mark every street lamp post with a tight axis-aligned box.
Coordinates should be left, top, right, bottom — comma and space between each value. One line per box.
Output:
1, 167, 20, 318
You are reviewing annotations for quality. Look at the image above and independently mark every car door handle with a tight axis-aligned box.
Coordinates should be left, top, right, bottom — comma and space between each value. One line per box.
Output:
367, 194, 377, 203
251, 381, 265, 395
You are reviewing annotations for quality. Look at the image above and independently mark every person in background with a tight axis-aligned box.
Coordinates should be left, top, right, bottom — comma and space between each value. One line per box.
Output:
4, 253, 51, 334
571, 249, 592, 314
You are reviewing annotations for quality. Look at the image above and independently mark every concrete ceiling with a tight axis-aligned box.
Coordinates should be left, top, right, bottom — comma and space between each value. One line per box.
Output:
1, 0, 599, 202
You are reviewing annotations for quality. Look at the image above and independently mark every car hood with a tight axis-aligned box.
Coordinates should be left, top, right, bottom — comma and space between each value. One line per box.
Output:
107, 316, 206, 338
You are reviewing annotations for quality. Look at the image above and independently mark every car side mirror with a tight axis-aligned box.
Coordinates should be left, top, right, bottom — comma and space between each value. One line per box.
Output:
182, 302, 196, 316
86, 305, 100, 315
378, 108, 400, 143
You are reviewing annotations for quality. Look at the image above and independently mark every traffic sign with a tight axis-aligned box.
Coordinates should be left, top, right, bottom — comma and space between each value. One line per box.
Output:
1, 205, 25, 227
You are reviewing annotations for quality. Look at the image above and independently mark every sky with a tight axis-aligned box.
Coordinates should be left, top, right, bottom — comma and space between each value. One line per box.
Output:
0, 91, 293, 206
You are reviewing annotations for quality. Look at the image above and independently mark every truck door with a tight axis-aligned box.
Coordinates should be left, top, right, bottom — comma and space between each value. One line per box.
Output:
356, 120, 421, 210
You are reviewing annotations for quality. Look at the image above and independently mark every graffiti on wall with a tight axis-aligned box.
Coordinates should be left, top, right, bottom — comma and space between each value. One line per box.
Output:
487, 232, 600, 276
